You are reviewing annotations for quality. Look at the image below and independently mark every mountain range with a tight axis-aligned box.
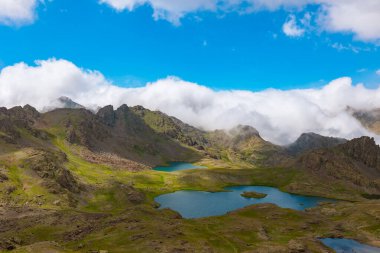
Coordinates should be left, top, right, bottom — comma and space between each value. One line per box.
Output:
0, 98, 380, 252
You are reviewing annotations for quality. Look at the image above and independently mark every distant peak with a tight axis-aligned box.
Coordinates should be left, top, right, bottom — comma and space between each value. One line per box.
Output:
298, 132, 323, 139
42, 96, 85, 112
229, 125, 260, 138
97, 105, 116, 126
286, 132, 347, 155
58, 96, 71, 101
117, 104, 129, 111
57, 96, 85, 109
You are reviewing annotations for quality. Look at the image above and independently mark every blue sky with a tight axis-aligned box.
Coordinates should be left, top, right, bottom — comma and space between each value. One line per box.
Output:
0, 0, 380, 91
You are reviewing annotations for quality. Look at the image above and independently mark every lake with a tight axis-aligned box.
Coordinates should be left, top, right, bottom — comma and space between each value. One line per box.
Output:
320, 238, 380, 253
155, 185, 333, 218
153, 162, 205, 172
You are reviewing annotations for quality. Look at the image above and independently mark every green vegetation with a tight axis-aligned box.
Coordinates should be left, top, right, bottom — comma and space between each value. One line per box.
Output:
0, 105, 379, 252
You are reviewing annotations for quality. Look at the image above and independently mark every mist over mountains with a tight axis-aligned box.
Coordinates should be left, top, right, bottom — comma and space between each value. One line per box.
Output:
0, 58, 379, 145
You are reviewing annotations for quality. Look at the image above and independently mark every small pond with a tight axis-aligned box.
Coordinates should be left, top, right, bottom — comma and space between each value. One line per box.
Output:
320, 238, 380, 253
153, 162, 205, 172
155, 185, 334, 219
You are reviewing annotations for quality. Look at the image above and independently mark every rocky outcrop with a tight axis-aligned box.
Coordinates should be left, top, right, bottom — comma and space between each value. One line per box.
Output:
0, 105, 43, 143
26, 151, 80, 193
337, 136, 380, 170
62, 109, 110, 147
96, 105, 116, 126
294, 136, 380, 194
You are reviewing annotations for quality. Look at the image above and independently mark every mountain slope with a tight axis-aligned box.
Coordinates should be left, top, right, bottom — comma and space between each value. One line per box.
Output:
0, 105, 50, 151
292, 136, 380, 195
286, 132, 347, 156
126, 107, 285, 166
130, 105, 208, 150
205, 125, 289, 165
0, 103, 380, 252
37, 105, 201, 167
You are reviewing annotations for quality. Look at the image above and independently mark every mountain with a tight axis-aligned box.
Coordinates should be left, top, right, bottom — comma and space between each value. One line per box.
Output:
292, 136, 380, 195
205, 125, 288, 165
286, 132, 347, 156
42, 96, 85, 112
38, 105, 201, 167
1, 102, 380, 252
349, 107, 380, 134
125, 106, 284, 165
130, 105, 208, 150
0, 105, 47, 147
57, 96, 85, 109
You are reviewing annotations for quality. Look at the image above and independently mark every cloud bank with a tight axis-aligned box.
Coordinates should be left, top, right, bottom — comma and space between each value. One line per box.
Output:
0, 0, 39, 26
0, 58, 379, 145
100, 0, 380, 42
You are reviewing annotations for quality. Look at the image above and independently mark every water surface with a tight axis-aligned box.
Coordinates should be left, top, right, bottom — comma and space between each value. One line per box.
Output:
155, 185, 333, 218
320, 238, 380, 253
153, 162, 205, 172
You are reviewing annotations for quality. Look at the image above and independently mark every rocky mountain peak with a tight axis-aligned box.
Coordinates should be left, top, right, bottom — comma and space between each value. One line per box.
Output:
229, 125, 260, 139
23, 104, 40, 119
7, 105, 40, 123
57, 96, 85, 109
286, 132, 347, 155
116, 104, 129, 112
96, 105, 116, 126
338, 136, 380, 169
42, 96, 85, 112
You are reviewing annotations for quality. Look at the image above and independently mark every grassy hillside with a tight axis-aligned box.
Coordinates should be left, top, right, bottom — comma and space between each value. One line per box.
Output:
0, 105, 379, 252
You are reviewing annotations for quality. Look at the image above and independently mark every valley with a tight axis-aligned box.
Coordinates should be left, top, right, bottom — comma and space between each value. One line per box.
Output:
0, 103, 379, 252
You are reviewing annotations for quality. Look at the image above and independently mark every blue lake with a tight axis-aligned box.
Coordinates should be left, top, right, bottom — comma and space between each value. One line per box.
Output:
155, 185, 333, 219
153, 162, 205, 172
320, 238, 380, 253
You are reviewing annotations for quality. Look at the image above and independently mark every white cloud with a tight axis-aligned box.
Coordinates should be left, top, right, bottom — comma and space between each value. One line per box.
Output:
99, 0, 311, 24
282, 15, 305, 37
245, 0, 311, 11
0, 0, 39, 26
1, 58, 379, 145
376, 69, 380, 76
100, 0, 218, 25
99, 0, 380, 43
318, 0, 380, 42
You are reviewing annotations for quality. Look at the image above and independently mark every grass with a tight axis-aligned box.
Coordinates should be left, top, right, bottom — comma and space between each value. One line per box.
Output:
1, 133, 380, 252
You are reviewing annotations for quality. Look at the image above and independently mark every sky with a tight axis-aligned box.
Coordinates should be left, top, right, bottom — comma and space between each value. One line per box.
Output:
0, 0, 380, 90
1, 0, 380, 144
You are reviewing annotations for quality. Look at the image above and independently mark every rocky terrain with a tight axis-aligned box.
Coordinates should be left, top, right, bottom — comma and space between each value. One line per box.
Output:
285, 132, 347, 156
0, 101, 379, 252
289, 136, 380, 198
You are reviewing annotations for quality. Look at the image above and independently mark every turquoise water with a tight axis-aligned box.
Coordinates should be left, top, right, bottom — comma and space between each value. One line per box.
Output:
155, 185, 333, 218
320, 238, 380, 253
153, 162, 205, 172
